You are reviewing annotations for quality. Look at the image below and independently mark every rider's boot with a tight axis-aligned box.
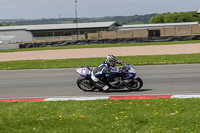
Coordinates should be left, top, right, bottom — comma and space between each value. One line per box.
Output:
94, 81, 109, 92
102, 85, 109, 93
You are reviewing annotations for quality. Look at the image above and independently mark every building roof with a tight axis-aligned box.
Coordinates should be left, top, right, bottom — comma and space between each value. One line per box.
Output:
197, 8, 200, 14
119, 22, 199, 30
0, 21, 120, 31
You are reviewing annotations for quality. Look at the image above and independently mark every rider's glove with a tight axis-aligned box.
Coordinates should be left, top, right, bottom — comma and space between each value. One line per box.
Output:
117, 61, 124, 65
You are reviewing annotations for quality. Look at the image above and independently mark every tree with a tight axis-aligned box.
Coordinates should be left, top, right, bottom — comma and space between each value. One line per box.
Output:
148, 11, 200, 24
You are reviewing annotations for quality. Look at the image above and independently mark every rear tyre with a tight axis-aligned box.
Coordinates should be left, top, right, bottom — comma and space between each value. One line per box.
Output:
77, 77, 95, 91
125, 77, 143, 90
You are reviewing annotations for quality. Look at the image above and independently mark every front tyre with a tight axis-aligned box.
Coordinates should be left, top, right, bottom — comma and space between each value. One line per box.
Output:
125, 77, 143, 90
77, 77, 95, 91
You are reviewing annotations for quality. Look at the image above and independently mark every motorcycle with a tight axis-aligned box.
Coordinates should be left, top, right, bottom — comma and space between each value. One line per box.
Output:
76, 63, 143, 92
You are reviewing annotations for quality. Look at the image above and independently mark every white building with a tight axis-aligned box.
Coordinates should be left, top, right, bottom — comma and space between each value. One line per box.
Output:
0, 21, 120, 44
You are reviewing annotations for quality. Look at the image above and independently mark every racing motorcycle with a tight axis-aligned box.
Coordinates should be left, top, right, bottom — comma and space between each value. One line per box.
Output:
76, 63, 143, 92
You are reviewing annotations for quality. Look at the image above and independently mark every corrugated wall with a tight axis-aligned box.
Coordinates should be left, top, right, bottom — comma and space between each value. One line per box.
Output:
0, 30, 33, 44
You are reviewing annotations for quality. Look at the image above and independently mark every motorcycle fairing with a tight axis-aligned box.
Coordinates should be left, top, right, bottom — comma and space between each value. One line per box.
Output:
76, 67, 91, 78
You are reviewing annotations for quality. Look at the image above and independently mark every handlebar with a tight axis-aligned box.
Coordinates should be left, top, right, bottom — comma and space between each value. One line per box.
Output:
118, 63, 128, 71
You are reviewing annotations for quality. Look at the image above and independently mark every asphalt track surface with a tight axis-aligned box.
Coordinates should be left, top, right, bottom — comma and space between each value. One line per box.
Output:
0, 64, 200, 99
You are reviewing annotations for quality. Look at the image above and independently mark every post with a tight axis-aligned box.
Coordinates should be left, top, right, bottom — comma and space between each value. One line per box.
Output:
75, 0, 79, 40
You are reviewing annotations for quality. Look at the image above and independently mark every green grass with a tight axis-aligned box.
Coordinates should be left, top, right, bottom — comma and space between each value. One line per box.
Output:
0, 53, 200, 70
1, 40, 200, 52
0, 98, 199, 133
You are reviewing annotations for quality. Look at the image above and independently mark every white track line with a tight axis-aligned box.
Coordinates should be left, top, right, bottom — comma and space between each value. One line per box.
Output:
171, 95, 200, 98
43, 95, 200, 101
43, 96, 109, 101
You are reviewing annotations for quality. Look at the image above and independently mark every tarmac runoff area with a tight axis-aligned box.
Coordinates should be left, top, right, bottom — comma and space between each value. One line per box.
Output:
1, 95, 200, 102
0, 43, 200, 61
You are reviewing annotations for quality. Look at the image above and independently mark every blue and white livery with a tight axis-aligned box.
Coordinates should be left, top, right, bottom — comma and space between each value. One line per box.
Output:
76, 63, 143, 92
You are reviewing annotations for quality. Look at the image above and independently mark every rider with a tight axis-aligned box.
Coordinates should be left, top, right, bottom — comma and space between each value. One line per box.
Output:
91, 55, 124, 92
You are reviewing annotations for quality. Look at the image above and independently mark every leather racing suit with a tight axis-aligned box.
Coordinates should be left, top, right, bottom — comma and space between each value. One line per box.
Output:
91, 60, 123, 92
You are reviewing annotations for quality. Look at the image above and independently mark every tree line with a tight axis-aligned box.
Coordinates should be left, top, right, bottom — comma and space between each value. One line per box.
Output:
1, 11, 200, 26
0, 23, 12, 26
0, 13, 156, 26
148, 11, 200, 23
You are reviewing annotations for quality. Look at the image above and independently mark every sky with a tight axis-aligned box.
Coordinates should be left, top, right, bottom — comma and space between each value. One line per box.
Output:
0, 0, 200, 19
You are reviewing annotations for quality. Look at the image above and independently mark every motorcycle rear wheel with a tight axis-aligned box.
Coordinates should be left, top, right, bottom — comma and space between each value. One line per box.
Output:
77, 77, 95, 91
125, 77, 143, 90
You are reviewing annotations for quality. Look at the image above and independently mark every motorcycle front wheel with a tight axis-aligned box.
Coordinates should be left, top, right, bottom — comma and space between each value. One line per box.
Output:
77, 77, 95, 91
125, 77, 143, 90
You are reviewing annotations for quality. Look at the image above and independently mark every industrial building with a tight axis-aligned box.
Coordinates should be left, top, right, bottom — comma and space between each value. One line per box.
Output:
118, 22, 199, 37
0, 21, 120, 44
0, 21, 200, 44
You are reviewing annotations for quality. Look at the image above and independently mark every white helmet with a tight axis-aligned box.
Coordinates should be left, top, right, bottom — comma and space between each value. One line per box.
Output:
106, 55, 117, 67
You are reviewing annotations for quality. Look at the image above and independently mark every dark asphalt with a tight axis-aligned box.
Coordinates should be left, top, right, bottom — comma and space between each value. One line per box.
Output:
0, 64, 200, 99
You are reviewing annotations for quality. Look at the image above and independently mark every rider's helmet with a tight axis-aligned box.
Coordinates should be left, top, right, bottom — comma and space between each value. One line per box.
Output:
106, 55, 117, 67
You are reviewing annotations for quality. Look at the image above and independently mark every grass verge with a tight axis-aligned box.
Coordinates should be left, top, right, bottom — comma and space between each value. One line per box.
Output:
0, 53, 200, 70
0, 98, 199, 133
1, 40, 200, 52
